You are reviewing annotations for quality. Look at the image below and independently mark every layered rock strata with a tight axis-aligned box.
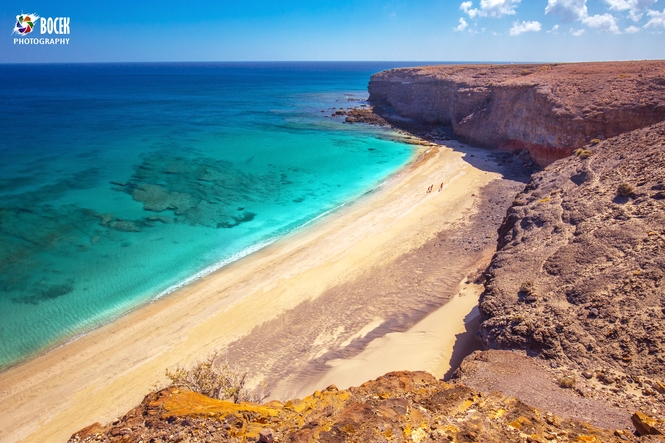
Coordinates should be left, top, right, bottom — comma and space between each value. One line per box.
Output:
368, 61, 665, 166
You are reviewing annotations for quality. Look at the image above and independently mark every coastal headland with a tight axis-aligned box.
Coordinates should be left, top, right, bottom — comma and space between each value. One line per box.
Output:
4, 60, 665, 442
369, 61, 665, 166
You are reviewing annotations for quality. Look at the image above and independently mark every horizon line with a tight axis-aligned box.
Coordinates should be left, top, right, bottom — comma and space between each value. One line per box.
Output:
4, 59, 648, 66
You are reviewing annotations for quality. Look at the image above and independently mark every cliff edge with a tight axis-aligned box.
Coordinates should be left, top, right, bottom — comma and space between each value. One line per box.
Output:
369, 61, 665, 166
69, 371, 640, 443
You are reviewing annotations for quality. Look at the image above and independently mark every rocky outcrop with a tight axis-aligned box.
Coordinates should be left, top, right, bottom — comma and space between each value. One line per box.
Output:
476, 120, 665, 423
70, 371, 642, 443
369, 61, 665, 166
452, 349, 665, 435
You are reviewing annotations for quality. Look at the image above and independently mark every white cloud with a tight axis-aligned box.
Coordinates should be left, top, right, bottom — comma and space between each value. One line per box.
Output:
604, 0, 658, 21
455, 17, 469, 31
644, 8, 665, 27
460, 1, 480, 18
583, 13, 622, 32
625, 25, 641, 31
460, 0, 521, 19
545, 0, 588, 22
604, 0, 631, 7
570, 28, 586, 35
547, 24, 561, 33
509, 20, 542, 35
479, 0, 522, 17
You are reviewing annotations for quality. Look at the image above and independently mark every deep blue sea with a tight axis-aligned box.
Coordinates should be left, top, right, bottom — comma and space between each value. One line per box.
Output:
0, 62, 430, 369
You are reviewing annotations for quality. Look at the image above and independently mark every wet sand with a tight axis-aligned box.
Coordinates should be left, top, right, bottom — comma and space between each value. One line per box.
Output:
0, 140, 523, 443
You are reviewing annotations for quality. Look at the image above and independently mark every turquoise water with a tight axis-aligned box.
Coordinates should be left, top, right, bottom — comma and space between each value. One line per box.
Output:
0, 62, 424, 369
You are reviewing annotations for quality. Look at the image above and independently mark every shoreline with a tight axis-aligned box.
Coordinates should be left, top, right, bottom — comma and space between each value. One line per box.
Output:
0, 139, 521, 443
0, 137, 407, 374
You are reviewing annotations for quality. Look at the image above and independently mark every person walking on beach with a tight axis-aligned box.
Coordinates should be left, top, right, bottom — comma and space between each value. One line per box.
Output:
438, 182, 443, 192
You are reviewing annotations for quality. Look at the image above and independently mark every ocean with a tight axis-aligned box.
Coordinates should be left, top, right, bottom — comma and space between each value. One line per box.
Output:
0, 62, 428, 370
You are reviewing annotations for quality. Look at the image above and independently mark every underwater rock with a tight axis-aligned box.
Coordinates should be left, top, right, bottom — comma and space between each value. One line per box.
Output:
108, 220, 142, 232
146, 215, 173, 224
13, 283, 74, 305
132, 184, 195, 213
117, 153, 263, 229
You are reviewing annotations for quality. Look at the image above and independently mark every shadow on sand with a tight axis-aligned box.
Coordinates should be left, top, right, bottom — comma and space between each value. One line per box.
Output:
443, 306, 484, 381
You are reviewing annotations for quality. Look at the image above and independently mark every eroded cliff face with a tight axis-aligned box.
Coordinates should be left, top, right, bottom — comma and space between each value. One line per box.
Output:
478, 121, 665, 374
369, 61, 665, 166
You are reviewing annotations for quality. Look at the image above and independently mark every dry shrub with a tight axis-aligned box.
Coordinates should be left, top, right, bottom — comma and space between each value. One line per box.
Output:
519, 281, 535, 296
558, 376, 576, 389
617, 183, 634, 197
165, 352, 269, 404
574, 148, 593, 159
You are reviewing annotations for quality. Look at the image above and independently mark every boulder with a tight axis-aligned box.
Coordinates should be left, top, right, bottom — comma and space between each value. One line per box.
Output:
632, 412, 664, 436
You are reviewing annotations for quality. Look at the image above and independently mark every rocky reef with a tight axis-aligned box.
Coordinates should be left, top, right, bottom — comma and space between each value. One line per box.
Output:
116, 152, 259, 229
368, 61, 665, 166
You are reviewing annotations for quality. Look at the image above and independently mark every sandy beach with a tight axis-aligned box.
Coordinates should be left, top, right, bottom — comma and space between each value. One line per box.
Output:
0, 139, 524, 443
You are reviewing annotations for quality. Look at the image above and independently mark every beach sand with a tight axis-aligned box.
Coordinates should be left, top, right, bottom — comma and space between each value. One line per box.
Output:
277, 278, 486, 400
0, 140, 524, 443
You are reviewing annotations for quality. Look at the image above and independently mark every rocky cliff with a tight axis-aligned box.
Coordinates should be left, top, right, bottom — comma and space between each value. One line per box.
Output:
478, 121, 665, 374
368, 61, 665, 166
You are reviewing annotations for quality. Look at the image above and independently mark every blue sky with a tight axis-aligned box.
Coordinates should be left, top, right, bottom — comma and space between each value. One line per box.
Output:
2, 0, 664, 62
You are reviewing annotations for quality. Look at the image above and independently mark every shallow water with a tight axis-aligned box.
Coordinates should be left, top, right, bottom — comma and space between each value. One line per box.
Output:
0, 62, 428, 369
